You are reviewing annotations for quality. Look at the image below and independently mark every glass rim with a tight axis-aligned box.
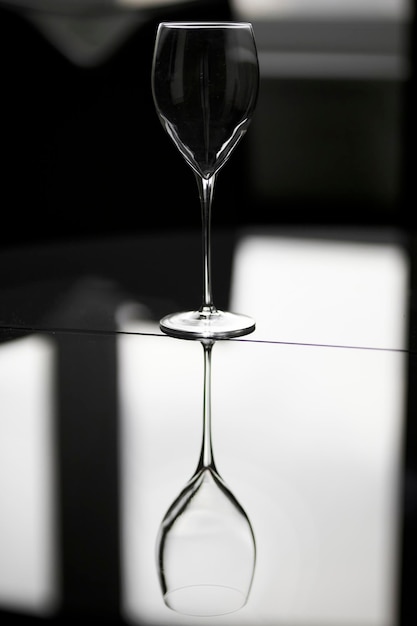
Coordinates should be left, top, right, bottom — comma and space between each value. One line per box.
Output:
158, 21, 253, 29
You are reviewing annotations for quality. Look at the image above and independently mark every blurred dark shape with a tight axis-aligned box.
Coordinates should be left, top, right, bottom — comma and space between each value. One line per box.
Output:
401, 2, 416, 228
0, 0, 241, 248
247, 16, 408, 230
399, 5, 417, 626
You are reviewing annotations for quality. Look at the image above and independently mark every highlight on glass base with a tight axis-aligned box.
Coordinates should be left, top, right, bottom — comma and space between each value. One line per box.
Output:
160, 308, 256, 340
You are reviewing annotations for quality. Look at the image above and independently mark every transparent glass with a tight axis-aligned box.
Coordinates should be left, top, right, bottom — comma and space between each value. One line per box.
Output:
151, 22, 259, 339
155, 340, 256, 616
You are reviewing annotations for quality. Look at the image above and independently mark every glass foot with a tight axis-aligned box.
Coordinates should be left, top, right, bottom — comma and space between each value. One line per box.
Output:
160, 309, 255, 340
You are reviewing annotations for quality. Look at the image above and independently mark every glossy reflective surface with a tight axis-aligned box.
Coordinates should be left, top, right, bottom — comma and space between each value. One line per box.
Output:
0, 226, 414, 626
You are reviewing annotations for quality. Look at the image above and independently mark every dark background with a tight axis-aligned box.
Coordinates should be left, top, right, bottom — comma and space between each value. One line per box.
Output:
0, 0, 244, 248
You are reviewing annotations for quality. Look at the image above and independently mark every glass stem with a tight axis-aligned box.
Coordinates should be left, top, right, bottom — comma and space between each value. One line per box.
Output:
196, 173, 217, 314
197, 340, 216, 471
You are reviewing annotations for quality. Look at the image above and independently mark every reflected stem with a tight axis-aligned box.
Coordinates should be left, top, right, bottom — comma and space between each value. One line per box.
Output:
197, 340, 216, 471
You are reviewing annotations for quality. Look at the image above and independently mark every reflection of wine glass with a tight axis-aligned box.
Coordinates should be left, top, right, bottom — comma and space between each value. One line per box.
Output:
152, 22, 259, 339
156, 340, 256, 616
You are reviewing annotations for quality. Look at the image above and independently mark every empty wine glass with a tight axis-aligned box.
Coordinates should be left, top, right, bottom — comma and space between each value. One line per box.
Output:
155, 340, 256, 616
151, 22, 259, 339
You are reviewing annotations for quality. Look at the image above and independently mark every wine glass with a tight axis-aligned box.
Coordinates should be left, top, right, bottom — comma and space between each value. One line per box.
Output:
151, 22, 259, 339
155, 340, 256, 616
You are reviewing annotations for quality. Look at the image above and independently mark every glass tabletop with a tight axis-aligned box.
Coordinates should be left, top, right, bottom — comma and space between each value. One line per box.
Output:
0, 226, 414, 626
0, 226, 410, 348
